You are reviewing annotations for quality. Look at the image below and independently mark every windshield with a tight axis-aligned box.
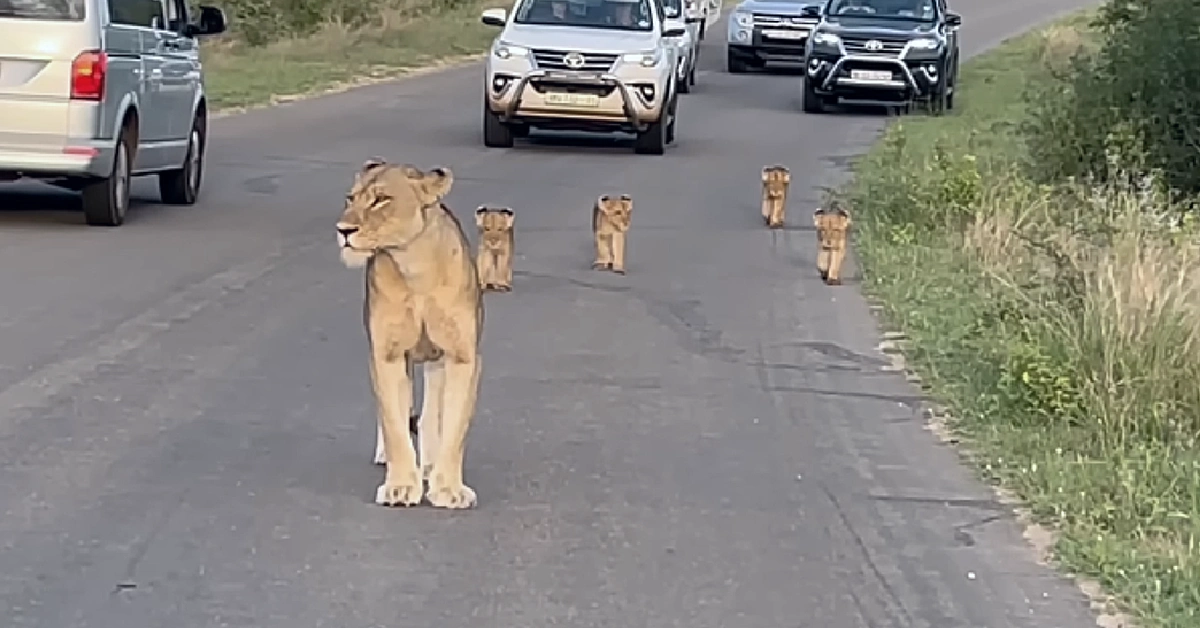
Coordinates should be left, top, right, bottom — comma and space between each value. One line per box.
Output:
826, 0, 936, 20
0, 0, 85, 20
514, 0, 656, 31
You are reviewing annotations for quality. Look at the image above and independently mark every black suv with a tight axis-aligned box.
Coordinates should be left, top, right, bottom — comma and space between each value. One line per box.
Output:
801, 0, 961, 114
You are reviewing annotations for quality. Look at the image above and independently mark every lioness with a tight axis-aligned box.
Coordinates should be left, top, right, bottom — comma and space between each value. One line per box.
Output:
761, 165, 790, 229
336, 159, 484, 509
475, 206, 515, 292
814, 201, 852, 286
592, 194, 633, 274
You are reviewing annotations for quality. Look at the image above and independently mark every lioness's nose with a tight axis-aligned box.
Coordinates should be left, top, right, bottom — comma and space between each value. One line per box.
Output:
337, 226, 358, 237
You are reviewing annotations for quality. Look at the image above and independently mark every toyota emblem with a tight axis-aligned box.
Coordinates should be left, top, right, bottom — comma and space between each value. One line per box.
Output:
865, 39, 883, 51
563, 52, 586, 69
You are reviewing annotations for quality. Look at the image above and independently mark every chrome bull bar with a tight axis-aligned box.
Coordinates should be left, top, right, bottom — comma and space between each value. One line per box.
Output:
819, 55, 920, 92
500, 70, 642, 125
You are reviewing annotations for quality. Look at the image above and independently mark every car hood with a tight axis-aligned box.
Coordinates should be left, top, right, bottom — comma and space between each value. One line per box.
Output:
501, 24, 660, 53
818, 15, 937, 38
733, 0, 820, 16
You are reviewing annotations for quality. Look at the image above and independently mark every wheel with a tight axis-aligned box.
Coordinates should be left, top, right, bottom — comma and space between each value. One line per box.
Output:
802, 77, 827, 113
727, 51, 749, 74
511, 123, 531, 138
634, 97, 671, 155
688, 55, 698, 87
698, 22, 706, 41
483, 100, 514, 148
677, 63, 692, 94
665, 94, 678, 145
159, 114, 205, 205
81, 124, 133, 227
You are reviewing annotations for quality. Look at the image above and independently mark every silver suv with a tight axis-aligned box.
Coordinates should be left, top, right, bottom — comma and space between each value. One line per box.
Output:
481, 0, 685, 155
0, 0, 227, 226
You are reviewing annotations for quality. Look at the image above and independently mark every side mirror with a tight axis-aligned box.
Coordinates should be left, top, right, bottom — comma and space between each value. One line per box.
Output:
481, 7, 507, 26
800, 4, 819, 17
184, 5, 226, 37
663, 20, 686, 37
945, 12, 961, 26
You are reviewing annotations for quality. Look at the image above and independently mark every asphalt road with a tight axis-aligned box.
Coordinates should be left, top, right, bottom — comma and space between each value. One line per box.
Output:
1, 1, 1100, 626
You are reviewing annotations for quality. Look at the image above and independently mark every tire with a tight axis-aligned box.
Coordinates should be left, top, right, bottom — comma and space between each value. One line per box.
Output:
727, 51, 749, 74
677, 62, 692, 94
688, 55, 698, 87
483, 100, 514, 148
81, 124, 133, 227
801, 77, 827, 114
665, 94, 678, 145
159, 114, 205, 205
634, 97, 671, 155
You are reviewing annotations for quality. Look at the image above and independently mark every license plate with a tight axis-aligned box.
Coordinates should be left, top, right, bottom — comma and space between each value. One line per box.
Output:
545, 92, 600, 108
763, 29, 806, 40
850, 69, 894, 81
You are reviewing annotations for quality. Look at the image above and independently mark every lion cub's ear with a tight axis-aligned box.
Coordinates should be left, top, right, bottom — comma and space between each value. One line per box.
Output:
475, 205, 489, 228
497, 208, 515, 229
813, 208, 825, 228
362, 157, 387, 171
619, 195, 633, 212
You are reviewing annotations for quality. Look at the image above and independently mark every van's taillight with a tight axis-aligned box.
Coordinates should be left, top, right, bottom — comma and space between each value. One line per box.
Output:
70, 51, 107, 101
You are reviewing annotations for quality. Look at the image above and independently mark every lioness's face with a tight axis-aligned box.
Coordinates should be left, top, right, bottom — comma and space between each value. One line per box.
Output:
597, 194, 633, 229
814, 208, 851, 248
336, 161, 454, 268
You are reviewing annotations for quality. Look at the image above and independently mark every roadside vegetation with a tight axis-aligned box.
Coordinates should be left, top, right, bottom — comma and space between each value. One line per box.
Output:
844, 4, 1200, 627
198, 0, 504, 111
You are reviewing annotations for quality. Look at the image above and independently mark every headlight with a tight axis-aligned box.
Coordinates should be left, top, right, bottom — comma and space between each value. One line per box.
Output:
492, 41, 530, 59
908, 37, 939, 50
811, 31, 840, 46
733, 11, 752, 27
622, 49, 663, 67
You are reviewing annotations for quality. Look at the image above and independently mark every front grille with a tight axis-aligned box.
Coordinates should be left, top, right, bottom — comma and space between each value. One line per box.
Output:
840, 36, 907, 56
531, 49, 619, 72
751, 13, 818, 29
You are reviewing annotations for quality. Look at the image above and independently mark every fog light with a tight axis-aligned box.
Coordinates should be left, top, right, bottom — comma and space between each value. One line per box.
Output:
637, 85, 656, 101
734, 29, 750, 42
923, 64, 938, 82
807, 57, 824, 76
492, 76, 510, 92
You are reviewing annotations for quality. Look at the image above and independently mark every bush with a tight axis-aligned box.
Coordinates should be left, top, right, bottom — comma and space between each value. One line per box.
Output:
846, 12, 1200, 627
212, 0, 472, 46
1024, 0, 1200, 195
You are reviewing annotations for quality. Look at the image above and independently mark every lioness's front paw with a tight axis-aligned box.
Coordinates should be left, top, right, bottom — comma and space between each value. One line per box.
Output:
592, 261, 610, 271
427, 481, 477, 509
375, 479, 423, 507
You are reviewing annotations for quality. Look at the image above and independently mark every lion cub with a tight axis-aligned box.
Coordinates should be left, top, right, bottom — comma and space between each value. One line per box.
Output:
475, 206, 515, 292
592, 194, 633, 274
814, 201, 852, 285
761, 165, 790, 229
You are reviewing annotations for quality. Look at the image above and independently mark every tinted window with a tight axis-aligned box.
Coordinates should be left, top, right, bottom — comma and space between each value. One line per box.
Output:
827, 0, 936, 20
0, 0, 86, 21
108, 0, 163, 27
514, 0, 655, 32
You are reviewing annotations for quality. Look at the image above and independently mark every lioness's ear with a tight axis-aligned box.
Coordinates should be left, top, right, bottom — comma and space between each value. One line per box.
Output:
475, 205, 488, 227
416, 166, 454, 204
499, 208, 514, 229
813, 208, 823, 227
621, 197, 633, 212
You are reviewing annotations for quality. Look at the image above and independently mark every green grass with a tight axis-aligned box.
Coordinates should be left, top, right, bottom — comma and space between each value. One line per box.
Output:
199, 0, 504, 112
844, 11, 1200, 628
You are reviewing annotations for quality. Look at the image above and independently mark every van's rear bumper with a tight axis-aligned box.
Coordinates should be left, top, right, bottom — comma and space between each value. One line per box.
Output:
0, 138, 113, 180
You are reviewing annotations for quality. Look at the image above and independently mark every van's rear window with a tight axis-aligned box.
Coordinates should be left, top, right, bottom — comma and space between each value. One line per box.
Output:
0, 0, 86, 21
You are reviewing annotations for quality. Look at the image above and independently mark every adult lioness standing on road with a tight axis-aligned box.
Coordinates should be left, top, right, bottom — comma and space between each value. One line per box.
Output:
336, 159, 484, 510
